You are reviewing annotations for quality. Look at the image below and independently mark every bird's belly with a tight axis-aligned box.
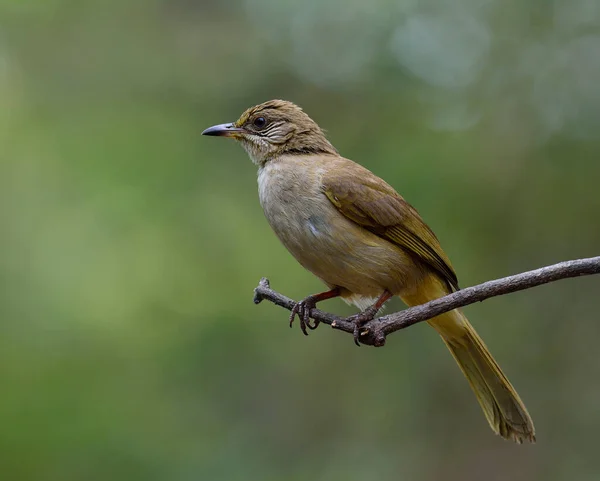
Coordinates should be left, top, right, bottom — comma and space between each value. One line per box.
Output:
266, 202, 423, 299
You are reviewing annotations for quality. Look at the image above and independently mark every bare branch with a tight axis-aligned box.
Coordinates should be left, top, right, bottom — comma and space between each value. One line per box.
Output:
253, 256, 600, 346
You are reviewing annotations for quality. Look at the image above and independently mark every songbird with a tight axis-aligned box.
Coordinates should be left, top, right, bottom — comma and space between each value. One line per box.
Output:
202, 99, 535, 443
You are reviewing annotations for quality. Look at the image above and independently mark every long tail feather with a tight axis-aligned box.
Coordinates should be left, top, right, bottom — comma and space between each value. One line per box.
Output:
402, 276, 535, 443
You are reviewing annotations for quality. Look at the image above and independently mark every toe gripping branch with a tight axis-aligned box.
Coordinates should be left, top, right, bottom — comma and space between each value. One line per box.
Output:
289, 287, 341, 335
253, 278, 389, 347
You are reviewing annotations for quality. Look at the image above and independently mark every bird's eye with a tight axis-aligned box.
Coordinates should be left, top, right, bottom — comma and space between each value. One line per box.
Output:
253, 117, 267, 129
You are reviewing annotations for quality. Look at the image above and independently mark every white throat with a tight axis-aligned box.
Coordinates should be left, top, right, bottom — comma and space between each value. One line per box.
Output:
240, 137, 271, 166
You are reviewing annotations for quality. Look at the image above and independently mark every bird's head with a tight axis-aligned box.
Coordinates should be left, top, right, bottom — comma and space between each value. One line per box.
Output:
202, 100, 337, 165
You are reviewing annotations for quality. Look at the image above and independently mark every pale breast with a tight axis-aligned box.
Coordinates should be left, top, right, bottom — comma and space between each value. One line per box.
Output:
258, 159, 331, 254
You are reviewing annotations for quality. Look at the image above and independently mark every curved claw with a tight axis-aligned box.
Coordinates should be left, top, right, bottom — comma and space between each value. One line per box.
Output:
289, 299, 316, 336
307, 318, 320, 330
288, 288, 342, 336
299, 302, 310, 336
345, 306, 379, 347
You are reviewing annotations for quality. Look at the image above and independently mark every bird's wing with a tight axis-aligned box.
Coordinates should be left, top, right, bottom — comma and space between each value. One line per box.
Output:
321, 165, 459, 290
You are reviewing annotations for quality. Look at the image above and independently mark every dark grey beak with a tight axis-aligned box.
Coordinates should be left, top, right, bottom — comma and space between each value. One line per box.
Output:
201, 123, 243, 137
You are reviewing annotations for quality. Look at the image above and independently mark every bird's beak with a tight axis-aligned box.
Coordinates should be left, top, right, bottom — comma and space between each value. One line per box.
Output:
201, 123, 243, 138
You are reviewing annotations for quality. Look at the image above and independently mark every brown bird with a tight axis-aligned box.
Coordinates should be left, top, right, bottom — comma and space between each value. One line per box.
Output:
203, 99, 535, 443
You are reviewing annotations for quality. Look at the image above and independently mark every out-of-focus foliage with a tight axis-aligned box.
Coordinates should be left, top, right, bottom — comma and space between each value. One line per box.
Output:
1, 0, 599, 480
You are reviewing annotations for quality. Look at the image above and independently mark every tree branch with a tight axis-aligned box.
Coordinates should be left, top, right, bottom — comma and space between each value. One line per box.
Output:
253, 256, 600, 347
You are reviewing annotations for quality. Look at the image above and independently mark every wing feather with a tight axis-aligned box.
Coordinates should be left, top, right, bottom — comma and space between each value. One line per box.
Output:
322, 166, 458, 290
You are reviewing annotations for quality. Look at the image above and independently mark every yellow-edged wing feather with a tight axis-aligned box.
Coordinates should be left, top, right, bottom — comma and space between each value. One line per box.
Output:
321, 165, 458, 290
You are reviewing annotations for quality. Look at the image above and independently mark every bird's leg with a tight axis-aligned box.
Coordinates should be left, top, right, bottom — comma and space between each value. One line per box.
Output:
345, 290, 393, 346
290, 287, 341, 335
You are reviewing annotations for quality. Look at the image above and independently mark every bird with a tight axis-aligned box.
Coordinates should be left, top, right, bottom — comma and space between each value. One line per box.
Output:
202, 99, 535, 443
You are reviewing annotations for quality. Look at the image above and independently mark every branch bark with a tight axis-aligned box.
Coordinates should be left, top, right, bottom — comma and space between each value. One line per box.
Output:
253, 256, 600, 347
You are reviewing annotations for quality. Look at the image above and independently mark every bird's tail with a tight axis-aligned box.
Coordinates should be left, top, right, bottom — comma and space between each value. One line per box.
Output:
401, 276, 535, 443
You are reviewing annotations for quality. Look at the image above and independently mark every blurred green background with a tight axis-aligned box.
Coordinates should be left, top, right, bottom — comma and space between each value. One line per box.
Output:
1, 0, 600, 480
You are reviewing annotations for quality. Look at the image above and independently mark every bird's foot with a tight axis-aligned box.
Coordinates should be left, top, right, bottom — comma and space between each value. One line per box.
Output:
344, 306, 380, 346
289, 287, 342, 336
343, 290, 393, 346
289, 295, 321, 335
